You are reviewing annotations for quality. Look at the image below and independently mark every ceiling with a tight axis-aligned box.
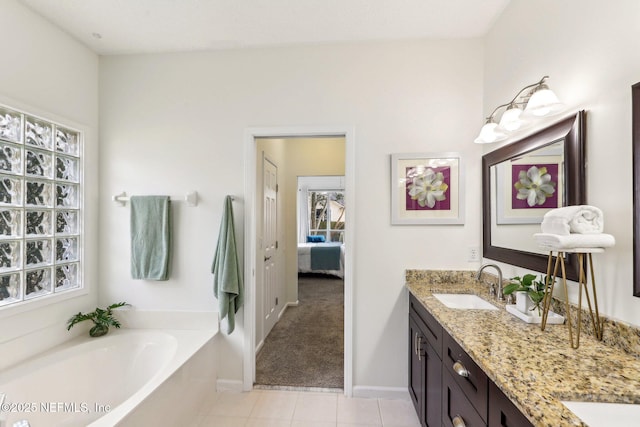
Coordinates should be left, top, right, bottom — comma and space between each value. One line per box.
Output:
17, 0, 510, 56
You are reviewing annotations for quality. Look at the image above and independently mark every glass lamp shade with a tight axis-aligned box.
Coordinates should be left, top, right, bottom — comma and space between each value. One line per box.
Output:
524, 88, 564, 117
474, 122, 507, 144
498, 106, 529, 131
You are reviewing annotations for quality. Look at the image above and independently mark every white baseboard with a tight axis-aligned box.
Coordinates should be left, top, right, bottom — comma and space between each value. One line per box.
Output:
277, 305, 287, 320
216, 379, 244, 393
352, 386, 410, 400
277, 301, 299, 320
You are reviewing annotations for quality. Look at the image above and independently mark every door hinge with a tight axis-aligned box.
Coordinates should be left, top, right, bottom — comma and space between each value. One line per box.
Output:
275, 297, 279, 306
276, 184, 279, 192
276, 241, 279, 249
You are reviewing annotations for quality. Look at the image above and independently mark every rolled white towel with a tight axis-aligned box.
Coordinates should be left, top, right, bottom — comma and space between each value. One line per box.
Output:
540, 205, 604, 235
534, 233, 615, 250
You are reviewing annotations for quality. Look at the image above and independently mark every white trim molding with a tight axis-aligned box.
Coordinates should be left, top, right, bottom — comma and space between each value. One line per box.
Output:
216, 379, 244, 393
352, 386, 411, 401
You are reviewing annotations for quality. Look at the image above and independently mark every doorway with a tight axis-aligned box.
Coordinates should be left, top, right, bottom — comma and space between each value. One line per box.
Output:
243, 126, 355, 395
257, 174, 345, 389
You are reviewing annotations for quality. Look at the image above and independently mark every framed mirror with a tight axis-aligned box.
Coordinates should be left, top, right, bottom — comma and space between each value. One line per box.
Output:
632, 83, 640, 296
482, 111, 586, 281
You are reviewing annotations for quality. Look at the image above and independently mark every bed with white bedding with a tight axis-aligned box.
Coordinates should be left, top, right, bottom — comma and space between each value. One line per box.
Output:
297, 242, 345, 278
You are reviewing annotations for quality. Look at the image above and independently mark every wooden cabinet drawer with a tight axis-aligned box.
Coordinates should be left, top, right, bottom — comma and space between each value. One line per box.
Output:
442, 369, 485, 427
488, 382, 533, 427
409, 293, 443, 358
443, 332, 488, 423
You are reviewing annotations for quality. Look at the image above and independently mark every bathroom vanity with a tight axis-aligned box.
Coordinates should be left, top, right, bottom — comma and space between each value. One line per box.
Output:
410, 292, 531, 427
407, 269, 640, 427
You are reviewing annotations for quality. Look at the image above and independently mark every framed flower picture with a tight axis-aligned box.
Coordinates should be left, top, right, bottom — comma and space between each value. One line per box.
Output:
495, 149, 564, 224
390, 152, 464, 225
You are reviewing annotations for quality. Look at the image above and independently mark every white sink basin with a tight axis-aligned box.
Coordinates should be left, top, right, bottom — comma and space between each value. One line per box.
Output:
562, 401, 640, 427
433, 294, 498, 310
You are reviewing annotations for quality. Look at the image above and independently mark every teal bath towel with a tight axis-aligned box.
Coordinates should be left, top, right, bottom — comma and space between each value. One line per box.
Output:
130, 196, 171, 280
212, 196, 243, 334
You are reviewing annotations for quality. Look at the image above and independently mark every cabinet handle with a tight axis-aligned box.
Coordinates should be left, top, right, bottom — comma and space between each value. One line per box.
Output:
414, 332, 418, 355
452, 415, 466, 427
453, 361, 469, 377
417, 336, 422, 361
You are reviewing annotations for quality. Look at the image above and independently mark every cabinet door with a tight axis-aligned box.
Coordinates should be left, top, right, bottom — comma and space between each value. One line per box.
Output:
410, 294, 443, 358
424, 337, 442, 427
409, 314, 426, 425
488, 382, 533, 427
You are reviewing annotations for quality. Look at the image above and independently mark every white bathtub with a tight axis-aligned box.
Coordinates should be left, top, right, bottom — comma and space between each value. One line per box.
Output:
0, 325, 217, 427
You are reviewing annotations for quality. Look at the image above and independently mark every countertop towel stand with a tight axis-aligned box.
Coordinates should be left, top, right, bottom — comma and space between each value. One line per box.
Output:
113, 191, 198, 207
540, 247, 604, 349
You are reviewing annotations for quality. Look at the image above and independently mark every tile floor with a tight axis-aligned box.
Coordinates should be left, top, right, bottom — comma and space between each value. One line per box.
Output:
196, 389, 421, 426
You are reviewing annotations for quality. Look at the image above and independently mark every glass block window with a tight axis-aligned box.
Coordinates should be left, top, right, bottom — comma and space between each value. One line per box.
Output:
0, 105, 81, 308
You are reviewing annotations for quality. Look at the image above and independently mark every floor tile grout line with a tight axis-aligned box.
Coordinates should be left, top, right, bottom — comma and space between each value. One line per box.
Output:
376, 398, 383, 426
207, 390, 417, 427
248, 389, 300, 422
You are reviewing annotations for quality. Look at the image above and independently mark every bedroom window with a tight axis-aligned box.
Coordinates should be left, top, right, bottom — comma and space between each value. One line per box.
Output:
308, 191, 345, 242
0, 104, 82, 309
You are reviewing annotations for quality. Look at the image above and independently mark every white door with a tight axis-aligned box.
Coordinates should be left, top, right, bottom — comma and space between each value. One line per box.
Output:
262, 157, 278, 337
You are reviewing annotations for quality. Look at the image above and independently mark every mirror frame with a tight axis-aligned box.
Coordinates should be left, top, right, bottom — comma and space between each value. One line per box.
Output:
482, 111, 586, 281
633, 83, 640, 296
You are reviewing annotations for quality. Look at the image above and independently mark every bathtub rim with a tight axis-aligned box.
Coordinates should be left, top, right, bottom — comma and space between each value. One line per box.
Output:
91, 327, 218, 427
0, 326, 218, 427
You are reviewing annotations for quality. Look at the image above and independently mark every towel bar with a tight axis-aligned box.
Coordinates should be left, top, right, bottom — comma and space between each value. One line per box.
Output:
113, 191, 198, 207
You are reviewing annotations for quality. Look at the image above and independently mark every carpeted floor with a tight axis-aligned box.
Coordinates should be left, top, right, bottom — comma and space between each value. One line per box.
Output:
255, 274, 344, 389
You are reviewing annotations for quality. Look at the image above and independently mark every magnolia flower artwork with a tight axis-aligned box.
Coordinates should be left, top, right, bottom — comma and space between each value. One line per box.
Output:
406, 166, 451, 210
391, 153, 462, 225
512, 164, 558, 209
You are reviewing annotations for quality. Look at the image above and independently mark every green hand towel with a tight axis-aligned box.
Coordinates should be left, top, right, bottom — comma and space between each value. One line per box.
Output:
212, 196, 243, 334
130, 196, 171, 280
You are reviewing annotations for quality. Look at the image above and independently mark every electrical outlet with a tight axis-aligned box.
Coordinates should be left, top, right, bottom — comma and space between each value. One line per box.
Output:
468, 246, 480, 262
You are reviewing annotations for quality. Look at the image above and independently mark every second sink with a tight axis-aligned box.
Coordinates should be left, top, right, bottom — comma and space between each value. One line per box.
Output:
561, 401, 640, 427
433, 294, 498, 310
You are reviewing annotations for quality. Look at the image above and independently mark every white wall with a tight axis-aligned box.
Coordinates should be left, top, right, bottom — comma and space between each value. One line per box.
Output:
482, 0, 640, 326
99, 40, 485, 390
0, 0, 99, 369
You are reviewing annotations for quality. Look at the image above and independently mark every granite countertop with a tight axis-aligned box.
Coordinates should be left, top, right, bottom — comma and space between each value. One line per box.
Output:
406, 270, 640, 427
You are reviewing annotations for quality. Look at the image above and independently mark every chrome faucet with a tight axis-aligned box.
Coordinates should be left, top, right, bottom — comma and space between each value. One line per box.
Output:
475, 264, 504, 301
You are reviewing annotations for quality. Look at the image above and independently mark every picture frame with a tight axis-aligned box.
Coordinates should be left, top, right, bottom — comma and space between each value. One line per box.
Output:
495, 150, 564, 225
390, 152, 464, 225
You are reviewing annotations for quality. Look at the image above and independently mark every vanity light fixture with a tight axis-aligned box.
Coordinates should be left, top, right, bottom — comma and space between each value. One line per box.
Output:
474, 76, 564, 144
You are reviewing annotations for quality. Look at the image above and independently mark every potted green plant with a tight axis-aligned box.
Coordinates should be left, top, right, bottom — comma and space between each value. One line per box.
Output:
67, 302, 129, 337
503, 274, 550, 316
